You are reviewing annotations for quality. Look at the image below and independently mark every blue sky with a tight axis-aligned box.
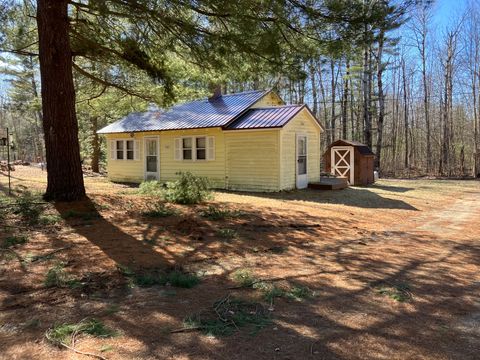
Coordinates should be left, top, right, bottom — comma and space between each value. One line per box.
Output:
433, 0, 468, 29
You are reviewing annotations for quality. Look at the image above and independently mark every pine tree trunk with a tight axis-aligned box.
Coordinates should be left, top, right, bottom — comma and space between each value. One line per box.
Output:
402, 58, 409, 170
37, 0, 85, 201
342, 59, 349, 139
375, 30, 385, 172
330, 60, 336, 143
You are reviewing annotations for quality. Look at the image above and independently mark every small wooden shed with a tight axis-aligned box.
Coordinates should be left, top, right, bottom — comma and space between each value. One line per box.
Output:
323, 140, 375, 186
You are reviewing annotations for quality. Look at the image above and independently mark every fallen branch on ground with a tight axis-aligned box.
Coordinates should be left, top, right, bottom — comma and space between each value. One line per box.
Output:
30, 245, 73, 262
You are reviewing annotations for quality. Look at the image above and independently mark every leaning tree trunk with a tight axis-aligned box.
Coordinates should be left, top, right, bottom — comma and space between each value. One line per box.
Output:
90, 116, 100, 173
37, 0, 85, 201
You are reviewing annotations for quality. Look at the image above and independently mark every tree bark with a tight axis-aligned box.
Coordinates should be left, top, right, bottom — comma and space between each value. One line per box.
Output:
375, 30, 385, 172
330, 60, 336, 143
37, 0, 86, 201
342, 59, 349, 139
402, 58, 409, 170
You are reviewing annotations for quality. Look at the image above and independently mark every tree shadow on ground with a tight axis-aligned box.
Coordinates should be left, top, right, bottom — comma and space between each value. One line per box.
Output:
1, 195, 479, 359
221, 187, 418, 210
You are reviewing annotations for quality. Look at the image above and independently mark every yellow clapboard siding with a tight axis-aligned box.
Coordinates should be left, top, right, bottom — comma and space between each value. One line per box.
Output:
280, 108, 322, 189
250, 92, 284, 108
106, 129, 226, 186
159, 128, 226, 187
224, 130, 280, 191
106, 133, 144, 183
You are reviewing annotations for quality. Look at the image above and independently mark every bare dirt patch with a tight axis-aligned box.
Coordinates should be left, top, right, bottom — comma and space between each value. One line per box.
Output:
1, 167, 480, 359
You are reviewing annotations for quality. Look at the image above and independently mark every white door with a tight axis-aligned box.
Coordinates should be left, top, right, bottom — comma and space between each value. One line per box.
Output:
331, 146, 354, 184
296, 135, 308, 189
144, 137, 159, 181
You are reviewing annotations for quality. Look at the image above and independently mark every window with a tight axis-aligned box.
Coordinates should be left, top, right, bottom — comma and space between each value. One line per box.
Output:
196, 137, 206, 160
175, 136, 214, 161
182, 137, 192, 160
113, 139, 137, 160
126, 140, 134, 160
116, 140, 124, 160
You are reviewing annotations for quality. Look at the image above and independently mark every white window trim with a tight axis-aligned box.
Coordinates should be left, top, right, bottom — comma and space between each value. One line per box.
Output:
112, 139, 138, 161
175, 136, 214, 161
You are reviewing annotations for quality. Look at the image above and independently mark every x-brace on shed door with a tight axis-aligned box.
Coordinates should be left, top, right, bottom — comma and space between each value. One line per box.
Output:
331, 146, 354, 185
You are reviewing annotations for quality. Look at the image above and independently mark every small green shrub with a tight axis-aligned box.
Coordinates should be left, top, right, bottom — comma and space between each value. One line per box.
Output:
376, 283, 412, 302
138, 181, 164, 196
163, 172, 212, 204
46, 319, 117, 346
200, 206, 243, 220
217, 228, 237, 240
231, 269, 257, 288
14, 191, 44, 224
142, 202, 176, 218
2, 235, 28, 248
286, 285, 314, 301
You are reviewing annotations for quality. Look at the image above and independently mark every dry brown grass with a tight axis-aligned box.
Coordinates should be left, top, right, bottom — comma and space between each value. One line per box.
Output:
0, 166, 479, 360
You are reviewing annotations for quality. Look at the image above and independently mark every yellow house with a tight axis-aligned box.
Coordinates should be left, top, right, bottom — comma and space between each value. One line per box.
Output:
98, 89, 324, 192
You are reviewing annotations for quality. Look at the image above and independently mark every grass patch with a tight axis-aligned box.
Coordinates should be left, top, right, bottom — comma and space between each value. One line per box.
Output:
216, 228, 237, 240
39, 214, 62, 225
44, 263, 81, 288
199, 205, 244, 220
61, 210, 99, 221
142, 202, 176, 218
376, 283, 412, 302
2, 234, 28, 248
46, 319, 117, 346
119, 266, 200, 288
183, 297, 271, 337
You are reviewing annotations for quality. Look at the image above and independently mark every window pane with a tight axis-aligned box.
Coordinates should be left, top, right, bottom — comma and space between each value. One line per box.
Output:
197, 149, 206, 160
126, 140, 134, 150
183, 138, 192, 148
196, 137, 206, 148
298, 156, 307, 175
127, 150, 134, 160
146, 155, 157, 172
183, 149, 192, 160
117, 150, 124, 160
116, 140, 124, 150
146, 140, 157, 156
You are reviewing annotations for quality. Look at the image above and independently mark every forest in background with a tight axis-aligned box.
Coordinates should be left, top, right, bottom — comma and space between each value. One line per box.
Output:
1, 0, 479, 179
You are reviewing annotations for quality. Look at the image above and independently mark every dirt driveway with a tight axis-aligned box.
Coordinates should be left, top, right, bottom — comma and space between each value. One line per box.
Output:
1, 167, 479, 359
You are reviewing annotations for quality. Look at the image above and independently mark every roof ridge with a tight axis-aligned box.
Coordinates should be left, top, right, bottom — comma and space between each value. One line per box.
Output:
222, 89, 266, 97
248, 104, 303, 110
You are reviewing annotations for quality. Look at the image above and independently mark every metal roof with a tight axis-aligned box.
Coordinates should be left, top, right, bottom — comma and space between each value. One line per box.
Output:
328, 139, 375, 156
225, 105, 304, 130
98, 90, 267, 134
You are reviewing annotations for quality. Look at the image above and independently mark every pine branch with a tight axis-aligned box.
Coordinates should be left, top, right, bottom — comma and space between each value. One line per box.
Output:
72, 62, 152, 101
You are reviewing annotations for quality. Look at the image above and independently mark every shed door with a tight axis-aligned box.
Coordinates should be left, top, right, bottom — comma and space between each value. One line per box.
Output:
296, 135, 308, 189
331, 146, 354, 184
144, 137, 159, 181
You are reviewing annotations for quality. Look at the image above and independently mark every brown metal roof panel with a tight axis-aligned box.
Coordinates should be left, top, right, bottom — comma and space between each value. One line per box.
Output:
226, 105, 304, 130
